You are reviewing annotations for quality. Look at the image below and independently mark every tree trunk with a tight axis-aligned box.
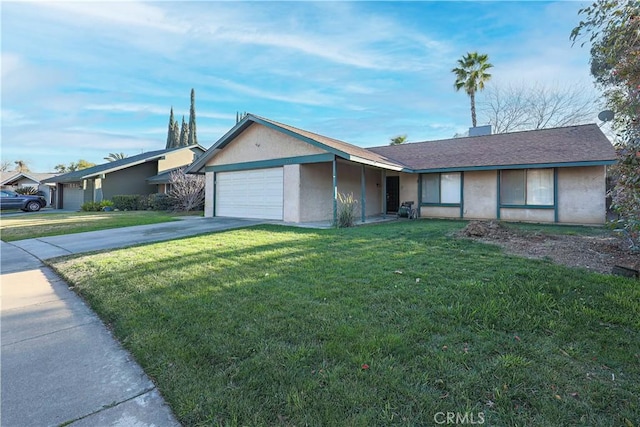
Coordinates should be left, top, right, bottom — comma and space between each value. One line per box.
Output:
470, 91, 477, 127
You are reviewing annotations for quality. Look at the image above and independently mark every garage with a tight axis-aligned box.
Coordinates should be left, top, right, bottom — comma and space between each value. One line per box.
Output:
216, 168, 284, 220
62, 183, 84, 211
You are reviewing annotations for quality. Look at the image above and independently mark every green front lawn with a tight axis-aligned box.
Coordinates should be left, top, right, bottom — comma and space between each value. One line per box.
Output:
49, 221, 640, 426
0, 211, 182, 242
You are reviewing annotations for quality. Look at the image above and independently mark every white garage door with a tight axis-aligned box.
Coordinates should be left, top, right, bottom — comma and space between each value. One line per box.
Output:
63, 184, 84, 211
216, 168, 284, 220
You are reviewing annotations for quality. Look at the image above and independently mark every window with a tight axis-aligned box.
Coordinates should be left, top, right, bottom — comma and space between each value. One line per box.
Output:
501, 169, 554, 206
421, 172, 461, 204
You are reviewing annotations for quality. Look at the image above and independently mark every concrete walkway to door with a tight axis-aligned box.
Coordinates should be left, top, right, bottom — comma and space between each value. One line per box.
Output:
1, 217, 263, 426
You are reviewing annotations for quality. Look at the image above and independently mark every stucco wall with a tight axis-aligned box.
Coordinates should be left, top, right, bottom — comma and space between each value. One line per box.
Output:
334, 161, 384, 218
557, 166, 606, 224
463, 170, 497, 219
500, 208, 555, 222
102, 162, 158, 199
283, 164, 301, 223
158, 148, 198, 173
205, 171, 214, 217
299, 163, 333, 222
420, 206, 460, 218
208, 123, 327, 166
399, 173, 418, 205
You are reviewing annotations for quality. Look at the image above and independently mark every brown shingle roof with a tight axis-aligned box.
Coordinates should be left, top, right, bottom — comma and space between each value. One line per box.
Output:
368, 124, 616, 171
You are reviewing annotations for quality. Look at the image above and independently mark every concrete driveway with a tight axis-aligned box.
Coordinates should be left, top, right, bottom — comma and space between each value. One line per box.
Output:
10, 216, 264, 261
1, 216, 264, 426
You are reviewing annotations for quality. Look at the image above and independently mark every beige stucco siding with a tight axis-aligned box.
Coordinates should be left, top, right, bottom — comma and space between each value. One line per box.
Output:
420, 206, 460, 218
158, 148, 197, 173
557, 166, 606, 224
500, 208, 555, 222
204, 171, 214, 217
283, 164, 301, 223
208, 123, 328, 167
463, 170, 497, 219
399, 173, 418, 205
299, 163, 333, 222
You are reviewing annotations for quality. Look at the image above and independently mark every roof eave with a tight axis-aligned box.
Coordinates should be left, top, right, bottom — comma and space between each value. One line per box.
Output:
412, 159, 617, 173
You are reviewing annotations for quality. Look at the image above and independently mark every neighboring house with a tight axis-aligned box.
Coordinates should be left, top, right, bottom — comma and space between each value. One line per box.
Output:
1, 172, 59, 206
187, 114, 617, 225
44, 145, 205, 210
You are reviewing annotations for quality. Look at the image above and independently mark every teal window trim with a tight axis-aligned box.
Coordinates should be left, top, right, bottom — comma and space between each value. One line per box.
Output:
419, 172, 462, 207
553, 168, 559, 223
382, 170, 387, 218
205, 153, 334, 173
459, 172, 465, 218
496, 171, 501, 219
422, 203, 460, 208
500, 204, 555, 210
499, 169, 556, 209
417, 173, 422, 218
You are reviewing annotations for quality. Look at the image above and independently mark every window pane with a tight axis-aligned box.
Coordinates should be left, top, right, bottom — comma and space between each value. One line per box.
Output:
501, 170, 525, 205
441, 173, 461, 204
527, 169, 554, 205
422, 174, 439, 203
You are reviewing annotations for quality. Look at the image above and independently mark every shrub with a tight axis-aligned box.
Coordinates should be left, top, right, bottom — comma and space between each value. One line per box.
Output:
148, 193, 174, 211
15, 186, 38, 195
112, 194, 148, 211
168, 169, 205, 212
335, 192, 358, 228
81, 201, 102, 212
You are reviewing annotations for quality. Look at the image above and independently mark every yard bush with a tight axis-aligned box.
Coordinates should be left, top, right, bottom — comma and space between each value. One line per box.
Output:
112, 194, 148, 211
148, 193, 174, 211
81, 200, 114, 212
335, 192, 358, 228
15, 186, 38, 195
81, 201, 101, 212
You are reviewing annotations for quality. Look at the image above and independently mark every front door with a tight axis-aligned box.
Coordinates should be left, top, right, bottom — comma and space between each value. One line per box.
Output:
386, 176, 399, 213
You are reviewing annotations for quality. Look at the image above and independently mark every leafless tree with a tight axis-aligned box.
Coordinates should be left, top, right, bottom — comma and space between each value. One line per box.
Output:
168, 168, 205, 212
1, 161, 12, 172
479, 82, 601, 133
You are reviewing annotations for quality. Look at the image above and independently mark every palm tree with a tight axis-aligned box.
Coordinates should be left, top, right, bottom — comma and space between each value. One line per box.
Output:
104, 152, 128, 162
389, 135, 408, 145
452, 52, 493, 127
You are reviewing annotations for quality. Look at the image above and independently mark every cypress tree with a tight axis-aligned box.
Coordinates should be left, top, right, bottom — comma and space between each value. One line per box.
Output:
166, 107, 176, 149
171, 120, 180, 148
179, 115, 189, 147
188, 88, 198, 146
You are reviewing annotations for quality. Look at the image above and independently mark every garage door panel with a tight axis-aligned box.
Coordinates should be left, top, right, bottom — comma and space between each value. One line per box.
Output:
63, 184, 84, 211
216, 168, 283, 220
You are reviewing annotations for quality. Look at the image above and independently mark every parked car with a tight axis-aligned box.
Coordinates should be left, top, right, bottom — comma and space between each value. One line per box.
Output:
0, 190, 47, 212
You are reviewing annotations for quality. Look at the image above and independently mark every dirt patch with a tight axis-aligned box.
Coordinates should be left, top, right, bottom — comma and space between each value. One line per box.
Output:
458, 221, 639, 276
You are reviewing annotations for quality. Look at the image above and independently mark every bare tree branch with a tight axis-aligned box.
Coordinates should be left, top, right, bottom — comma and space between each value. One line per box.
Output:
479, 82, 602, 133
168, 168, 205, 212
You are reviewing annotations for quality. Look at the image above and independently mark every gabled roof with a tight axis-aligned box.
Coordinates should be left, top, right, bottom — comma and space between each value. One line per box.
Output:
187, 114, 406, 173
368, 124, 617, 172
146, 166, 185, 184
43, 145, 205, 184
1, 172, 59, 185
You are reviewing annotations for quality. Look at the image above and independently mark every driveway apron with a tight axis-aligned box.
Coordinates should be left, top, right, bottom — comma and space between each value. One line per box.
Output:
1, 217, 263, 426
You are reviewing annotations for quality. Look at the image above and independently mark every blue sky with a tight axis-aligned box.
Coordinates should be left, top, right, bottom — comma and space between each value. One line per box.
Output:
2, 1, 598, 172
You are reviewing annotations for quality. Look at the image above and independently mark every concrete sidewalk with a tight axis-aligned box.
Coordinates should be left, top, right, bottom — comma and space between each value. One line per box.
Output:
1, 217, 263, 426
